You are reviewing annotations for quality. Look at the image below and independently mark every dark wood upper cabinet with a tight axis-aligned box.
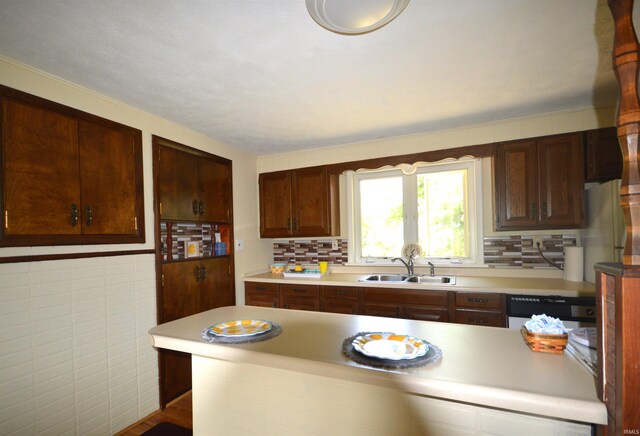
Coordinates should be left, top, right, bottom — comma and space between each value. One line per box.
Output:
155, 137, 231, 223
494, 132, 584, 230
585, 127, 622, 182
259, 166, 339, 238
0, 85, 144, 246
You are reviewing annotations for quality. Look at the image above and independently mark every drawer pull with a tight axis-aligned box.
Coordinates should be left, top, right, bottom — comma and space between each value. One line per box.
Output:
336, 290, 347, 296
469, 318, 488, 324
293, 288, 306, 293
467, 298, 489, 303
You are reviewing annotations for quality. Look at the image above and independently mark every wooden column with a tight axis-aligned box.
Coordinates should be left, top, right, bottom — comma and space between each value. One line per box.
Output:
610, 0, 640, 265
595, 1, 640, 434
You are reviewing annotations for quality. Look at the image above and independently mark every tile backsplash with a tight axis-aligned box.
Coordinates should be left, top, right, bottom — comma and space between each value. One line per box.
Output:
483, 234, 576, 268
273, 239, 348, 265
272, 234, 576, 268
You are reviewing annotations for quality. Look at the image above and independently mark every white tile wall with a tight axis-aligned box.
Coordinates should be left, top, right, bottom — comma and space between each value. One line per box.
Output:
0, 254, 158, 435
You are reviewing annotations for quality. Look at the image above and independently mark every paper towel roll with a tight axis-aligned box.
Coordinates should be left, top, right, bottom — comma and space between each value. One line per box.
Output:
563, 246, 584, 282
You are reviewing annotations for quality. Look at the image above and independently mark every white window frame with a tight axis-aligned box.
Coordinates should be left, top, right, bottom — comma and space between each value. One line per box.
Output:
346, 158, 483, 265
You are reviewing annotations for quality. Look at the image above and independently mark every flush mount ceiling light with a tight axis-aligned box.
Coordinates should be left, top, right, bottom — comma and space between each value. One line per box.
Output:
306, 0, 410, 35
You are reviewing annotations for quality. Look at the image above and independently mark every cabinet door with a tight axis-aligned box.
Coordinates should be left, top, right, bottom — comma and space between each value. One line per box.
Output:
538, 133, 584, 228
585, 127, 622, 182
161, 261, 201, 323
159, 261, 201, 405
198, 158, 231, 223
281, 296, 320, 311
156, 145, 199, 221
403, 305, 449, 322
2, 98, 81, 237
494, 140, 538, 230
323, 299, 359, 314
78, 120, 140, 236
200, 257, 235, 311
363, 303, 401, 318
292, 167, 331, 236
259, 171, 292, 237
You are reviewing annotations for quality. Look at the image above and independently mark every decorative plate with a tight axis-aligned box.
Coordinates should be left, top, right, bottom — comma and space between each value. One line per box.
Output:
401, 243, 423, 259
352, 333, 428, 360
209, 319, 272, 337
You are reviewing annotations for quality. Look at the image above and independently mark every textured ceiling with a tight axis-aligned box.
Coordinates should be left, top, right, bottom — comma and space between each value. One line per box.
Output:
0, 0, 629, 155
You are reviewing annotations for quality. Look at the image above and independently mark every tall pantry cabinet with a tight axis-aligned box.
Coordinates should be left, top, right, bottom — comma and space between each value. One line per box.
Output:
152, 136, 235, 406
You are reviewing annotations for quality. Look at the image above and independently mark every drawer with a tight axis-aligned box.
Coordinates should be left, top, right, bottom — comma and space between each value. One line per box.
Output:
455, 292, 504, 310
322, 286, 358, 300
454, 309, 506, 327
363, 288, 449, 307
280, 283, 320, 298
245, 282, 278, 295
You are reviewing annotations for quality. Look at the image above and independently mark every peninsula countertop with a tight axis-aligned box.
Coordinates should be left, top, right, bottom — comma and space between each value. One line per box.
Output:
243, 271, 596, 296
148, 305, 606, 425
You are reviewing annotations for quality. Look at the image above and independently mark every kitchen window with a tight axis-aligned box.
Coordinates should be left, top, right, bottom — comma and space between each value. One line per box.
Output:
347, 158, 483, 265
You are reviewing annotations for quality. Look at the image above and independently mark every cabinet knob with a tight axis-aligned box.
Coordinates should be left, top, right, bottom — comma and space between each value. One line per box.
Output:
70, 204, 79, 227
541, 201, 547, 218
531, 203, 536, 218
85, 205, 92, 226
201, 266, 206, 280
198, 200, 204, 216
192, 200, 199, 215
195, 266, 201, 282
468, 298, 489, 303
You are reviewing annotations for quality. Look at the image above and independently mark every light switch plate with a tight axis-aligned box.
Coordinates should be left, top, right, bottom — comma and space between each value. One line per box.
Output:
235, 239, 245, 251
331, 239, 339, 250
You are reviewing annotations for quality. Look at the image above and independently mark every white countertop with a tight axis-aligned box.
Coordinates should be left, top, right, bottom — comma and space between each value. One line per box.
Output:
149, 305, 606, 425
244, 272, 596, 296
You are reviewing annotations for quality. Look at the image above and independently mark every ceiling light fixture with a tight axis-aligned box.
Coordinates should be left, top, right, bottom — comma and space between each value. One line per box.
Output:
306, 0, 410, 35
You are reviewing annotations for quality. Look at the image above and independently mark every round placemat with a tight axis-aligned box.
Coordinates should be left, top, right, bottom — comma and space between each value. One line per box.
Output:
342, 332, 442, 369
201, 321, 282, 344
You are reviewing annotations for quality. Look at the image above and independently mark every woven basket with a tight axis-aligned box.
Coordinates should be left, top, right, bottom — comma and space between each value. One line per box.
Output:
520, 326, 568, 354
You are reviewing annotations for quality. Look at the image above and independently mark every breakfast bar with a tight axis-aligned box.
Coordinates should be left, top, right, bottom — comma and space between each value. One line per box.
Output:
149, 305, 606, 435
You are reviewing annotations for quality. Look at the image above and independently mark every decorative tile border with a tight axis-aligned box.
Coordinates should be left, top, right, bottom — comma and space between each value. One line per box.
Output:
273, 239, 348, 265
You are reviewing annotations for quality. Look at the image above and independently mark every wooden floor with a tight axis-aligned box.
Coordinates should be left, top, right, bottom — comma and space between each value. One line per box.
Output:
115, 392, 193, 435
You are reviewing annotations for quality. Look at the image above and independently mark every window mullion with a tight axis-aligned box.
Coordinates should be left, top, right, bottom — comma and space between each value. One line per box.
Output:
403, 173, 418, 246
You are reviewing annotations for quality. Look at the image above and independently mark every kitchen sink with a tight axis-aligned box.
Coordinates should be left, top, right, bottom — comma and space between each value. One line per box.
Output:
405, 275, 456, 285
359, 274, 456, 285
360, 274, 409, 283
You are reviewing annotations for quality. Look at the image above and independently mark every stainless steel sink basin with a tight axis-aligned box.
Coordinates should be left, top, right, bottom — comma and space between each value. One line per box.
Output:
406, 275, 456, 285
359, 274, 456, 285
360, 274, 409, 283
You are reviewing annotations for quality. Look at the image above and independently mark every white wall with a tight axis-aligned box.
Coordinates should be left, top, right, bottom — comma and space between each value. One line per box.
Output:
0, 56, 269, 434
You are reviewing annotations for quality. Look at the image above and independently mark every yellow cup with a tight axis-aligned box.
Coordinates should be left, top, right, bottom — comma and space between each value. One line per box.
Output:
319, 261, 328, 274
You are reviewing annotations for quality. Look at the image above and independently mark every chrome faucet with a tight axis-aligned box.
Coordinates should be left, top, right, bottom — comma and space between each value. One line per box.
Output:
392, 257, 414, 275
428, 262, 435, 277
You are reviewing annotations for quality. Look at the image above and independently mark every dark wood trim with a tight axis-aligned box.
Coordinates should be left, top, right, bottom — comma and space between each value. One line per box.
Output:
152, 135, 232, 166
0, 249, 155, 264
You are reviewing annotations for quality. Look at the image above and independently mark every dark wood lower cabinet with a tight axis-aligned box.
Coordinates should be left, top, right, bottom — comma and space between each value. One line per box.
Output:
244, 283, 506, 327
159, 257, 234, 406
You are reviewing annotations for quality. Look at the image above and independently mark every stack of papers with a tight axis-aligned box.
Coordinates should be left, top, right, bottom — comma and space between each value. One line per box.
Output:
566, 328, 597, 376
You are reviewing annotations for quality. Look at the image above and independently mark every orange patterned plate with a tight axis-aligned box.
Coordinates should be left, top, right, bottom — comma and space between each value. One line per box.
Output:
209, 319, 272, 337
352, 333, 428, 360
